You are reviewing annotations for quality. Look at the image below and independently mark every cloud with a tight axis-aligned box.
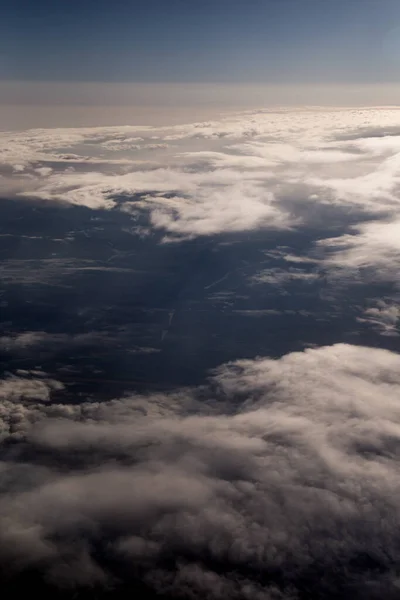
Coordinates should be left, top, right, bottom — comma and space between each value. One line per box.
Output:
307, 151, 400, 213
179, 150, 274, 169
3, 107, 400, 238
251, 267, 319, 286
0, 373, 64, 443
319, 218, 400, 281
0, 331, 160, 363
144, 183, 292, 239
34, 166, 53, 177
0, 374, 63, 404
1, 344, 400, 597
357, 300, 400, 336
0, 331, 64, 351
0, 257, 137, 287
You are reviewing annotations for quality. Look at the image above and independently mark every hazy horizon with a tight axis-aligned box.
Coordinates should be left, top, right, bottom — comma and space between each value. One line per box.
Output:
3, 81, 400, 129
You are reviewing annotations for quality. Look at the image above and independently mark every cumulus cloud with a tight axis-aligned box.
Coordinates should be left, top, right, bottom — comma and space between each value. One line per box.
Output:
1, 344, 400, 597
319, 218, 400, 281
145, 184, 291, 239
22, 166, 293, 231
357, 300, 400, 336
3, 107, 400, 237
0, 373, 63, 404
307, 151, 400, 213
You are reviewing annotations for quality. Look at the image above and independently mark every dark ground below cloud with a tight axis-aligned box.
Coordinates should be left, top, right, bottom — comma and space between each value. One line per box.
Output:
1, 196, 399, 400
1, 196, 400, 600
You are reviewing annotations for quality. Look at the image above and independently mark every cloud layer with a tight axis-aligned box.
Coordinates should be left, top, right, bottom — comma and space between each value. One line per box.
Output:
1, 344, 400, 597
2, 107, 400, 598
2, 107, 400, 241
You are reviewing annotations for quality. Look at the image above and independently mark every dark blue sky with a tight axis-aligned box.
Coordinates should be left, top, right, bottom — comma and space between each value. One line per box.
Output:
1, 0, 400, 83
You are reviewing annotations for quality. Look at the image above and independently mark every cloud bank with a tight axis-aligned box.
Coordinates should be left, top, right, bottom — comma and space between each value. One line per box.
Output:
2, 107, 400, 241
1, 344, 400, 598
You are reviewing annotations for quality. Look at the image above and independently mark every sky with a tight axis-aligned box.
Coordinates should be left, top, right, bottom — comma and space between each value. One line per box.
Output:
1, 0, 400, 127
2, 1, 400, 85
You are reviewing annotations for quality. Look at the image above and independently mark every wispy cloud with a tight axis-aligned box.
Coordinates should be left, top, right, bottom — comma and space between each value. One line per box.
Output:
319, 218, 400, 281
357, 300, 400, 336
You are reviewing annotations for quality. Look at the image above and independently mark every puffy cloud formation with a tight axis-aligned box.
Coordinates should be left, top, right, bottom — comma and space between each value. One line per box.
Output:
357, 300, 400, 336
1, 344, 400, 598
319, 218, 400, 281
2, 107, 400, 238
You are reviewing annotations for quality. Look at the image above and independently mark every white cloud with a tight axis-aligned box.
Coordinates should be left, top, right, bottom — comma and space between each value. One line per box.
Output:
34, 166, 53, 177
3, 107, 400, 238
0, 374, 64, 442
0, 257, 137, 287
357, 300, 400, 336
1, 344, 400, 596
0, 331, 159, 359
319, 218, 400, 281
145, 183, 292, 239
28, 165, 292, 235
251, 267, 318, 285
179, 150, 272, 169
307, 151, 400, 213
